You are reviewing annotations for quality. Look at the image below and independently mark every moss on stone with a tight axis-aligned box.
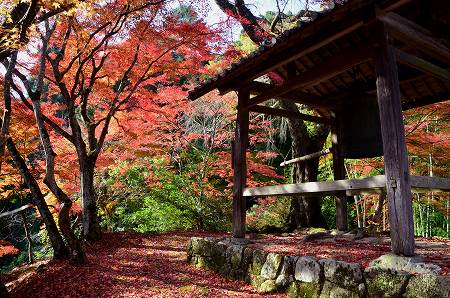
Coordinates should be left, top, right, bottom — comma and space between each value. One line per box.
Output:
405, 274, 450, 298
261, 253, 283, 280
287, 282, 301, 298
249, 273, 265, 289
249, 250, 268, 276
258, 279, 278, 293
364, 268, 410, 298
287, 281, 321, 298
319, 281, 358, 298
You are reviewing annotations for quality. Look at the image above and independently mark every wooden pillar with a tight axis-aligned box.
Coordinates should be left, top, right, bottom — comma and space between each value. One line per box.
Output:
232, 89, 249, 238
372, 21, 415, 256
332, 116, 348, 231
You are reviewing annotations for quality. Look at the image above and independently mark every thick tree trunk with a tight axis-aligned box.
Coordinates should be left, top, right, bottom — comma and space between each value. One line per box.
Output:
280, 100, 329, 229
81, 161, 102, 241
289, 156, 328, 229
29, 90, 86, 264
5, 138, 69, 259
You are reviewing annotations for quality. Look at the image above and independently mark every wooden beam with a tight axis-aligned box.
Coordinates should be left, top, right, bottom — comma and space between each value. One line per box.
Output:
372, 21, 415, 256
395, 48, 450, 82
243, 175, 387, 197
402, 91, 450, 110
280, 148, 331, 167
379, 12, 450, 63
243, 175, 450, 197
249, 105, 332, 124
381, 0, 414, 12
248, 81, 338, 109
410, 176, 450, 192
232, 89, 249, 238
247, 44, 371, 108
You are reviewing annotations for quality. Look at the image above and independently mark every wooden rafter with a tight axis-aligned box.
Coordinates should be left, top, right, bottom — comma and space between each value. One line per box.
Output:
248, 81, 337, 108
379, 11, 450, 63
395, 48, 450, 82
249, 105, 332, 124
247, 44, 371, 107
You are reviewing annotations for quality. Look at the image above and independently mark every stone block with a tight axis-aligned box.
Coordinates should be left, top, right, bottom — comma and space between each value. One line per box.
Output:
261, 253, 283, 280
276, 256, 297, 288
319, 281, 358, 298
405, 274, 450, 298
248, 249, 268, 276
258, 279, 279, 293
369, 253, 441, 275
226, 245, 245, 270
295, 256, 323, 283
319, 259, 363, 289
364, 267, 410, 298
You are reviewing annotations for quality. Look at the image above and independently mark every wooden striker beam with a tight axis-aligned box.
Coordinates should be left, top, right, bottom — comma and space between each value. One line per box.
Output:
372, 21, 415, 256
232, 89, 249, 238
280, 148, 331, 167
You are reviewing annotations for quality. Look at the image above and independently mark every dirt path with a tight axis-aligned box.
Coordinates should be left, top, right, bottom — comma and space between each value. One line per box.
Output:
7, 232, 285, 298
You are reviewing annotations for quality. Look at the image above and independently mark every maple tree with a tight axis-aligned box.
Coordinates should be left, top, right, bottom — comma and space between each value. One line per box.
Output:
0, 0, 224, 265
5, 0, 220, 244
0, 0, 88, 62
1, 53, 70, 261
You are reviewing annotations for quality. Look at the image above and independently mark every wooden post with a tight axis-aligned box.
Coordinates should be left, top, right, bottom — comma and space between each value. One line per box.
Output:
332, 116, 348, 231
232, 89, 249, 238
372, 21, 415, 256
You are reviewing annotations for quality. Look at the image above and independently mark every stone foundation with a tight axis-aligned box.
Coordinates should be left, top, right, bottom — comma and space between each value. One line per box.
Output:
187, 237, 450, 298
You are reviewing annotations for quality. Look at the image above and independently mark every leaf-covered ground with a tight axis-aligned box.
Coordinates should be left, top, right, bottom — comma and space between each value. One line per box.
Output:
249, 233, 450, 274
6, 232, 285, 298
5, 231, 449, 297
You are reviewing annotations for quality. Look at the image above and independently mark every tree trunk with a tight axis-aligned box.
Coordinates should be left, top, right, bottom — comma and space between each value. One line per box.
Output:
355, 196, 361, 228
372, 194, 386, 227
281, 100, 329, 229
5, 138, 69, 259
20, 212, 34, 264
80, 160, 102, 241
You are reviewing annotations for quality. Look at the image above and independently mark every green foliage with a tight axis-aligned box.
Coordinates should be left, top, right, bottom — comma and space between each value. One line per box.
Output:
247, 197, 291, 232
100, 157, 232, 234
234, 33, 257, 54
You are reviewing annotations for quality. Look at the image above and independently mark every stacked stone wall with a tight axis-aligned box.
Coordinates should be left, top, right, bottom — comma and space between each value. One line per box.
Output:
187, 237, 450, 298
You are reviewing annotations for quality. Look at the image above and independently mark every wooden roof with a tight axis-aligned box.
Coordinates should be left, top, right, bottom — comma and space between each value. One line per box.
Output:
189, 0, 450, 112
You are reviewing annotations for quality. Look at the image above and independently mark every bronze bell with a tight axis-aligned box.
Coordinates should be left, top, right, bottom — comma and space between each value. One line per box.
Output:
338, 93, 383, 159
